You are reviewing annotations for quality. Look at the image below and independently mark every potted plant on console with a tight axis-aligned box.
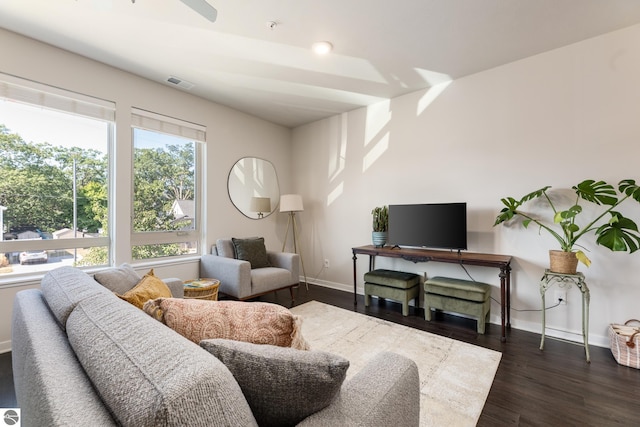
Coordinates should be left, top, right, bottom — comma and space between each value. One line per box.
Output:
494, 179, 640, 274
371, 206, 389, 248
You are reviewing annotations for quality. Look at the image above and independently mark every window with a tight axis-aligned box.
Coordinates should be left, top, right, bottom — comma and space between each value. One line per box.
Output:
0, 75, 113, 276
130, 109, 203, 260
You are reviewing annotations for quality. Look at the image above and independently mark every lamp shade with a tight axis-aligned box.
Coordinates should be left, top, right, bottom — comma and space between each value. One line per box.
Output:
280, 194, 304, 212
250, 197, 271, 213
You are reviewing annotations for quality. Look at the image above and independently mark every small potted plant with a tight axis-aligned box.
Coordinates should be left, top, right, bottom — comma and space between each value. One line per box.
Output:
371, 206, 389, 248
494, 179, 640, 274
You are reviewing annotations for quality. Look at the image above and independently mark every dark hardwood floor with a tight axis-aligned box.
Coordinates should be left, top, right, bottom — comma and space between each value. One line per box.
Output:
0, 351, 16, 408
2, 284, 639, 425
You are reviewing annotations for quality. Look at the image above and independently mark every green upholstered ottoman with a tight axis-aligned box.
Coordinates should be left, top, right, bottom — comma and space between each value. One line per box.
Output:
424, 276, 491, 334
364, 269, 421, 316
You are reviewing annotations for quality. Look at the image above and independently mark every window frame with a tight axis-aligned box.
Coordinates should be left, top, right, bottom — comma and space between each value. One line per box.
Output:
129, 108, 204, 261
0, 73, 114, 272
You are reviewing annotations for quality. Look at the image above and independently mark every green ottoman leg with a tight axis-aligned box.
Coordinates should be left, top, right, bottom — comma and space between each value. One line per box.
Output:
404, 285, 420, 316
424, 299, 432, 321
477, 300, 490, 334
477, 310, 485, 334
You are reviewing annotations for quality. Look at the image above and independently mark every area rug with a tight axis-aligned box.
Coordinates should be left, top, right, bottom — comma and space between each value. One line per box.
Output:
290, 301, 501, 427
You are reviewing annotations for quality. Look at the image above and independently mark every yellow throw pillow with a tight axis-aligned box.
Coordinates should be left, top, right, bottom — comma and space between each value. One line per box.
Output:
117, 269, 172, 309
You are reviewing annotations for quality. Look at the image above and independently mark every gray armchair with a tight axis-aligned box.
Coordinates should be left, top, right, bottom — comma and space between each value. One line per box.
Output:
200, 238, 300, 302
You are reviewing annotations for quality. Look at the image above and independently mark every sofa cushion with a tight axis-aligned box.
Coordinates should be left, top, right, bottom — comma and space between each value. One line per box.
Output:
40, 266, 114, 329
364, 269, 421, 289
94, 263, 141, 294
67, 294, 257, 427
250, 267, 293, 294
143, 299, 309, 350
232, 237, 272, 268
117, 269, 172, 309
201, 339, 349, 427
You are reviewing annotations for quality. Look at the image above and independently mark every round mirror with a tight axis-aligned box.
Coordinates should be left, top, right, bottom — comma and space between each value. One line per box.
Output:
228, 157, 280, 219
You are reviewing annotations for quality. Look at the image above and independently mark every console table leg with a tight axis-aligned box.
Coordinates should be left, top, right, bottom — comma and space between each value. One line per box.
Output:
500, 282, 506, 342
506, 266, 512, 329
352, 253, 358, 305
499, 268, 508, 342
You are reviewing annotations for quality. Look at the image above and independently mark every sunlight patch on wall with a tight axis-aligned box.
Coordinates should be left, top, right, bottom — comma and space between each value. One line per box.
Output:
364, 100, 392, 147
328, 113, 348, 182
362, 100, 392, 172
363, 132, 389, 172
417, 80, 452, 116
327, 181, 344, 206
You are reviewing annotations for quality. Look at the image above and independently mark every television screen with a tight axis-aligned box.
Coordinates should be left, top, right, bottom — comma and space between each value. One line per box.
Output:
388, 203, 467, 250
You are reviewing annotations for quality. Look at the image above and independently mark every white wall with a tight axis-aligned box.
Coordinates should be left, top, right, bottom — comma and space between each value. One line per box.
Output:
292, 23, 640, 347
0, 29, 293, 352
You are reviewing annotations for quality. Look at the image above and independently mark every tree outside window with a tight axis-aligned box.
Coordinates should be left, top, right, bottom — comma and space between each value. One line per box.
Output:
131, 127, 199, 260
0, 95, 111, 274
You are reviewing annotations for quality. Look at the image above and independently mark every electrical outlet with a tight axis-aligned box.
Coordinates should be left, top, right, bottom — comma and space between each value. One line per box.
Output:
554, 289, 567, 305
324, 259, 330, 268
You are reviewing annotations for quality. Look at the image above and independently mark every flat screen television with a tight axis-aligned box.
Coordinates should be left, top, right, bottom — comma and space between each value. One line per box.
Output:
388, 203, 467, 250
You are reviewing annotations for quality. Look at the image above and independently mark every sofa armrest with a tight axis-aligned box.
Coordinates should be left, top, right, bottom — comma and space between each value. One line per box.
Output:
200, 254, 252, 299
162, 278, 184, 298
267, 251, 300, 284
12, 290, 118, 426
297, 352, 420, 426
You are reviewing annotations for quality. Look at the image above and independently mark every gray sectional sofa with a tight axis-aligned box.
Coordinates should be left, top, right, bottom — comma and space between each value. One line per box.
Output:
12, 266, 421, 426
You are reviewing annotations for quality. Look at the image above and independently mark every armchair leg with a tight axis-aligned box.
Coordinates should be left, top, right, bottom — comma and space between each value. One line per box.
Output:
289, 285, 295, 305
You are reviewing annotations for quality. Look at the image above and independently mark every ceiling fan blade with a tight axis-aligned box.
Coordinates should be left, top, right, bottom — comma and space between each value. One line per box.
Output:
180, 0, 217, 23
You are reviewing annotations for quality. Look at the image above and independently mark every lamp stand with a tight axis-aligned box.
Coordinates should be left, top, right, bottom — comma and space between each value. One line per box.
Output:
282, 211, 308, 290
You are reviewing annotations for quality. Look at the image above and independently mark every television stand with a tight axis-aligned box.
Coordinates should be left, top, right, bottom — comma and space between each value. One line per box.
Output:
352, 245, 513, 342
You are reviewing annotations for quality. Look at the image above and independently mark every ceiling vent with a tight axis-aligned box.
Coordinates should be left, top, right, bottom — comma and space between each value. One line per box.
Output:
167, 76, 195, 90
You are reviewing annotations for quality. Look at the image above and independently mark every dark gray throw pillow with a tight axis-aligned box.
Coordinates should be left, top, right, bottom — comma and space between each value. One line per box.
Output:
232, 237, 271, 269
200, 338, 349, 427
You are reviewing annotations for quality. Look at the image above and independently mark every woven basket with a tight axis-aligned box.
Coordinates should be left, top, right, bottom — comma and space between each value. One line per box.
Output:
549, 250, 578, 274
608, 319, 640, 369
183, 278, 220, 301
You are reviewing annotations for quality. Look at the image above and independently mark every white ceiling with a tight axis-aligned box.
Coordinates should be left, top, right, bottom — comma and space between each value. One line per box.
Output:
2, 0, 640, 128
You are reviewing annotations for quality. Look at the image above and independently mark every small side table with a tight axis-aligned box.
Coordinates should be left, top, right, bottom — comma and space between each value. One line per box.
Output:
539, 269, 590, 362
183, 278, 220, 301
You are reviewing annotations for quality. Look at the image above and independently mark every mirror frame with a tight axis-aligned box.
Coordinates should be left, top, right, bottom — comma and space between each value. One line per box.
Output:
227, 157, 280, 220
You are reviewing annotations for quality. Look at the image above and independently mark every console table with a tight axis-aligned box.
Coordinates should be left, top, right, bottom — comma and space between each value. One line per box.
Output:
352, 245, 513, 342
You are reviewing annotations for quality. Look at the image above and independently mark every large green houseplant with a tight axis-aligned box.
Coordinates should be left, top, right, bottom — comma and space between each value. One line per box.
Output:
494, 179, 640, 273
371, 206, 389, 248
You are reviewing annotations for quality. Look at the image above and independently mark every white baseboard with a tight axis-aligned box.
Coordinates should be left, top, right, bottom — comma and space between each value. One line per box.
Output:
507, 317, 608, 349
306, 277, 354, 294
0, 340, 12, 354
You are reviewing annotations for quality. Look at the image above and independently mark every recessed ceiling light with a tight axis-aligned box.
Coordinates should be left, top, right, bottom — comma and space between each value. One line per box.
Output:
312, 41, 333, 55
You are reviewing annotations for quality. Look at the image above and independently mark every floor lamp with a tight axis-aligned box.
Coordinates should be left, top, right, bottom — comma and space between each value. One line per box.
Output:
280, 194, 308, 290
